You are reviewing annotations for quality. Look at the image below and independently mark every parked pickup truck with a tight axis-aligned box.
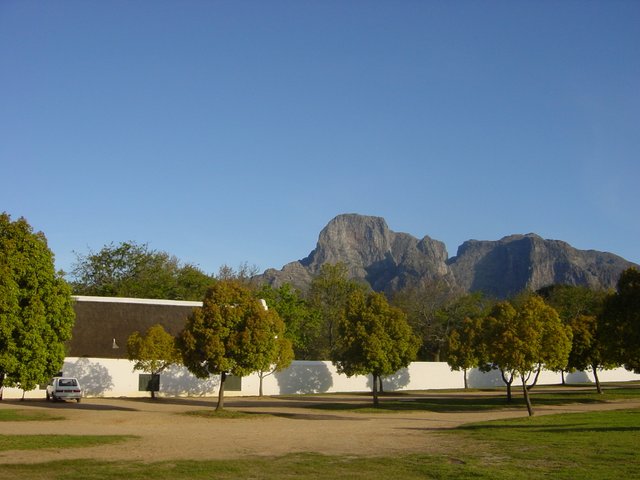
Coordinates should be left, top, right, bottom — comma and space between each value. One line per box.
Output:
46, 377, 82, 402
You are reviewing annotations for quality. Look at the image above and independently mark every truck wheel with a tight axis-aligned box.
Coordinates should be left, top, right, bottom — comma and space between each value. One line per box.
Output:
76, 398, 81, 403
46, 392, 50, 401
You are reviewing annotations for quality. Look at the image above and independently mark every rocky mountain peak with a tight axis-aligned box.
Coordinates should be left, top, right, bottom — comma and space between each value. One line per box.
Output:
257, 214, 637, 298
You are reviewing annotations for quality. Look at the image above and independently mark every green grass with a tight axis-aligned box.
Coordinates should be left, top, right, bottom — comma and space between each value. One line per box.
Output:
1, 408, 637, 479
0, 409, 63, 422
183, 409, 263, 419
0, 434, 135, 452
302, 386, 640, 413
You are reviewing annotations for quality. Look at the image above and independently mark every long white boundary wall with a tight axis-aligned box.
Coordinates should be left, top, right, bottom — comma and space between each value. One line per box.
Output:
3, 358, 639, 400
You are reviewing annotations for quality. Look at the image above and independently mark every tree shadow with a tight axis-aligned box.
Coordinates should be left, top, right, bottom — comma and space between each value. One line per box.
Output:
159, 365, 219, 396
274, 362, 333, 394
565, 371, 591, 384
467, 368, 505, 388
374, 368, 411, 392
64, 358, 114, 396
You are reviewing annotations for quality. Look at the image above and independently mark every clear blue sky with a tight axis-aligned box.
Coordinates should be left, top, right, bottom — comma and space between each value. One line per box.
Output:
1, 1, 639, 276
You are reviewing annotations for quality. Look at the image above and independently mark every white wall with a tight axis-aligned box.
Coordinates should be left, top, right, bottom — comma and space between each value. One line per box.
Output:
2, 358, 638, 399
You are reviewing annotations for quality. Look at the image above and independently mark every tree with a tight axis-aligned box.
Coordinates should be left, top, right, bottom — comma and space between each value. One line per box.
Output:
178, 279, 290, 410
538, 285, 612, 393
447, 316, 486, 389
70, 241, 214, 300
258, 283, 321, 360
599, 268, 640, 373
332, 290, 419, 406
256, 331, 294, 397
482, 294, 572, 416
127, 324, 181, 399
307, 263, 367, 359
391, 279, 465, 361
0, 213, 75, 397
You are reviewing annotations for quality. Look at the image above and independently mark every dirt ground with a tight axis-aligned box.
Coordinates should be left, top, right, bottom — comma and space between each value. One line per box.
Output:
1, 392, 639, 465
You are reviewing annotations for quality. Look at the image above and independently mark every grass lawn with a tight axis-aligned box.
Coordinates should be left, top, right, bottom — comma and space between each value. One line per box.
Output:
303, 386, 640, 414
0, 435, 135, 452
0, 407, 637, 479
0, 409, 64, 422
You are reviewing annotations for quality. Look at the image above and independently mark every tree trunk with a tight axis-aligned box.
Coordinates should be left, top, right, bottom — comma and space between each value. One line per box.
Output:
216, 372, 227, 411
500, 370, 514, 403
0, 373, 4, 400
463, 368, 468, 390
259, 372, 264, 397
378, 375, 384, 394
372, 374, 379, 407
592, 363, 603, 394
526, 364, 542, 391
521, 375, 534, 416
561, 370, 566, 385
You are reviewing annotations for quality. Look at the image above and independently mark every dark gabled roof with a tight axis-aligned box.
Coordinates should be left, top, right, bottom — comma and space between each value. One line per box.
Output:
69, 296, 201, 359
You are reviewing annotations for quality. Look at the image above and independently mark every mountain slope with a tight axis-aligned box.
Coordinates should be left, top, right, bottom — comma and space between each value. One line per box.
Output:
257, 214, 636, 298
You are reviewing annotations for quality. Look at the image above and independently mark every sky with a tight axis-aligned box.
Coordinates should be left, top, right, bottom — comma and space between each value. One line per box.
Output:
1, 1, 639, 277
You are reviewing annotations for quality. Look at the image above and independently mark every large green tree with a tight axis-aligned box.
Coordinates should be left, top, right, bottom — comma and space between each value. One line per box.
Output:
0, 213, 75, 396
258, 283, 321, 360
332, 290, 419, 406
71, 241, 214, 300
178, 279, 291, 410
391, 279, 466, 361
538, 284, 612, 393
482, 294, 572, 416
599, 268, 640, 373
447, 315, 486, 389
307, 263, 367, 359
127, 324, 181, 399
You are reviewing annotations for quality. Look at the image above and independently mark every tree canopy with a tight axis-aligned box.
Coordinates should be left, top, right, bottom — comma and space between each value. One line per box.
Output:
599, 268, 640, 373
332, 290, 419, 406
258, 283, 321, 360
538, 284, 612, 392
178, 279, 291, 409
0, 213, 75, 395
70, 241, 214, 300
307, 263, 368, 359
482, 294, 572, 415
127, 324, 181, 399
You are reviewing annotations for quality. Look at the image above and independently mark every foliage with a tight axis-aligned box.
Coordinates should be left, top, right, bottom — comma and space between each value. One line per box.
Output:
599, 267, 640, 373
307, 263, 368, 359
332, 290, 419, 406
446, 316, 486, 389
127, 324, 181, 398
391, 280, 472, 361
178, 279, 291, 409
0, 213, 75, 393
538, 284, 613, 392
481, 294, 573, 415
258, 283, 322, 359
70, 241, 214, 300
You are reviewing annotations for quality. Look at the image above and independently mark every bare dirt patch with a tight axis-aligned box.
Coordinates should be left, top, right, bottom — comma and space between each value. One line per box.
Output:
1, 393, 638, 464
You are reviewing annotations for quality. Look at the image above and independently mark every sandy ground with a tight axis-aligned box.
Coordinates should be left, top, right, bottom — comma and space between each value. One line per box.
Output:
0, 392, 638, 464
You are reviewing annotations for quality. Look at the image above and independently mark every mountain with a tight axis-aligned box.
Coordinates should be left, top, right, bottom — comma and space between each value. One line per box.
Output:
257, 214, 637, 298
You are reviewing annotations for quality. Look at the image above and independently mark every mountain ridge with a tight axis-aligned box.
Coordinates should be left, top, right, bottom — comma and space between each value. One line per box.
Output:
258, 214, 636, 298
